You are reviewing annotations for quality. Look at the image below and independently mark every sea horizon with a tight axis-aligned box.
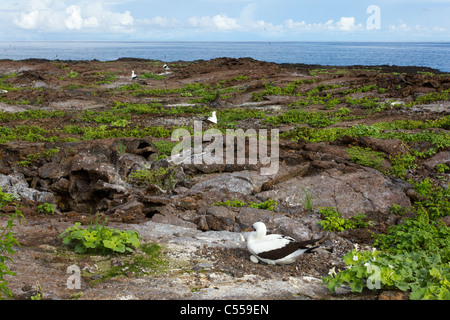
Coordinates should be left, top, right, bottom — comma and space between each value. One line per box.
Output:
1, 41, 449, 72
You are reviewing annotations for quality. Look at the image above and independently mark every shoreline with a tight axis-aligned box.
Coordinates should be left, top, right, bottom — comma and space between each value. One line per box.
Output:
0, 56, 446, 75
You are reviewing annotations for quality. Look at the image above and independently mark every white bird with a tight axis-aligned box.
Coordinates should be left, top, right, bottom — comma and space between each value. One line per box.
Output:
246, 222, 323, 265
0, 89, 7, 94
131, 70, 137, 80
163, 64, 170, 71
204, 111, 217, 125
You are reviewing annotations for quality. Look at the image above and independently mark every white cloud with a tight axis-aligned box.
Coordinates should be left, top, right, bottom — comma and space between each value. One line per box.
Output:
139, 16, 178, 28
336, 17, 362, 31
12, 0, 133, 33
284, 17, 362, 33
6, 1, 448, 40
65, 5, 100, 29
189, 14, 240, 31
14, 9, 40, 29
389, 20, 448, 35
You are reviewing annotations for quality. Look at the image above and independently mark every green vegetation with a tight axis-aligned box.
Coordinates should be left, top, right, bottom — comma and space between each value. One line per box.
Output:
59, 217, 141, 254
317, 207, 371, 231
0, 73, 20, 92
66, 71, 79, 79
212, 198, 278, 211
127, 166, 176, 190
323, 244, 450, 300
322, 178, 449, 300
300, 187, 315, 212
92, 243, 167, 285
153, 140, 177, 159
37, 203, 55, 215
95, 71, 117, 84
0, 109, 65, 122
266, 108, 356, 128
212, 198, 246, 208
140, 72, 165, 80
252, 79, 316, 102
347, 146, 385, 170
282, 117, 450, 154
0, 189, 25, 300
18, 147, 60, 167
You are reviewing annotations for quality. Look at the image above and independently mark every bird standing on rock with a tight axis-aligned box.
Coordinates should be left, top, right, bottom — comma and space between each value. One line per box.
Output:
204, 111, 217, 125
246, 222, 324, 265
131, 70, 137, 80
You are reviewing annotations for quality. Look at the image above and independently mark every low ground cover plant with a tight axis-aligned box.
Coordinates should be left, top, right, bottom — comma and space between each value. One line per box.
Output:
213, 198, 278, 211
0, 189, 25, 299
322, 179, 449, 300
59, 217, 141, 254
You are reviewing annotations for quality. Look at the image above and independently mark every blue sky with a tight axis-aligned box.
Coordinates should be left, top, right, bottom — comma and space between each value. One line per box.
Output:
1, 0, 450, 41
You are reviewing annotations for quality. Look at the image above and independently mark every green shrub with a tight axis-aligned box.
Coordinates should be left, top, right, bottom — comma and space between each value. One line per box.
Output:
59, 217, 141, 254
413, 179, 449, 220
0, 188, 25, 299
373, 218, 450, 260
128, 167, 176, 189
153, 140, 177, 157
213, 198, 278, 211
389, 153, 417, 179
323, 178, 450, 300
37, 203, 55, 215
347, 146, 385, 170
248, 199, 278, 211
323, 246, 450, 300
213, 199, 246, 208
317, 207, 356, 232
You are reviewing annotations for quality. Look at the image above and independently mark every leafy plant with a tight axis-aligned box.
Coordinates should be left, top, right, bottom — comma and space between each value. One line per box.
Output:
37, 203, 55, 215
347, 146, 385, 170
0, 188, 25, 299
213, 199, 246, 208
323, 178, 449, 300
412, 179, 449, 220
323, 245, 450, 300
373, 218, 450, 260
212, 198, 278, 211
436, 163, 450, 173
153, 140, 177, 158
140, 72, 165, 80
66, 71, 79, 79
128, 166, 176, 189
59, 217, 141, 254
317, 207, 356, 232
248, 199, 278, 211
389, 153, 417, 179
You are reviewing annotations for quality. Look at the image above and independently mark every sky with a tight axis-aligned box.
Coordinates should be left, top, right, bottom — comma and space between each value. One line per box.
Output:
1, 0, 450, 41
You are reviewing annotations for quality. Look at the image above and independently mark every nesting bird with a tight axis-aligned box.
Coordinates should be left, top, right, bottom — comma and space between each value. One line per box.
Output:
246, 222, 323, 265
131, 70, 137, 80
163, 64, 170, 71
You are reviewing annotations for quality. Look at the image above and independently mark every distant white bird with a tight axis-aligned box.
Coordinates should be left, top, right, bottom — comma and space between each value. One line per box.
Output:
246, 222, 323, 265
131, 70, 137, 80
163, 64, 170, 71
204, 111, 217, 125
0, 89, 7, 94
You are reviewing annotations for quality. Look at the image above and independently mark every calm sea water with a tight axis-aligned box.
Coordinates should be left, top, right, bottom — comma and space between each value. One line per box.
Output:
0, 41, 449, 72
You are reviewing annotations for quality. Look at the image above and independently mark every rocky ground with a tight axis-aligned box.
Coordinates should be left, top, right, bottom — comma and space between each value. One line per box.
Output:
0, 57, 448, 300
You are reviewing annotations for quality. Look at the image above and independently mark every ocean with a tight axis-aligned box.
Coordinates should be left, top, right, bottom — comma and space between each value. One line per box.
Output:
0, 41, 449, 72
